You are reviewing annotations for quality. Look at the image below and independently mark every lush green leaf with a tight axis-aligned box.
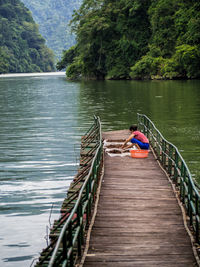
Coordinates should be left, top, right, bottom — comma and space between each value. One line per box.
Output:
0, 0, 55, 73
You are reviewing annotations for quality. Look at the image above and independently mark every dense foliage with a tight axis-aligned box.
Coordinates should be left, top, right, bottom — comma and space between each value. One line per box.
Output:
21, 0, 82, 59
0, 0, 55, 74
58, 0, 151, 79
130, 0, 200, 79
58, 0, 200, 80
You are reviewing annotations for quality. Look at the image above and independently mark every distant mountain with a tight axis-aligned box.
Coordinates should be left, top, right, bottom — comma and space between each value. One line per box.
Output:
0, 0, 55, 74
21, 0, 82, 59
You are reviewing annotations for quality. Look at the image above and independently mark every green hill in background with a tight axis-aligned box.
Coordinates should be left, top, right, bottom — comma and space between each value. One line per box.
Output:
0, 0, 55, 74
21, 0, 82, 59
58, 0, 200, 80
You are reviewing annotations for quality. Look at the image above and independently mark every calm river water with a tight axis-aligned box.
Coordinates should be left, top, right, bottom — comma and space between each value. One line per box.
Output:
0, 73, 200, 266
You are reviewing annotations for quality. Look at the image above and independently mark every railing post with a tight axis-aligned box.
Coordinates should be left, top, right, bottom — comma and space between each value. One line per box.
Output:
174, 151, 179, 185
68, 222, 73, 267
187, 181, 193, 225
156, 132, 160, 161
168, 145, 173, 176
180, 162, 186, 203
62, 231, 67, 262
86, 176, 91, 225
161, 139, 166, 166
143, 116, 147, 134
195, 195, 200, 244
77, 202, 83, 257
146, 119, 150, 140
94, 156, 99, 191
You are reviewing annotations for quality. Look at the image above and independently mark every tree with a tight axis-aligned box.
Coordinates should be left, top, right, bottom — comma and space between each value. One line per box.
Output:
58, 0, 200, 80
130, 0, 200, 79
58, 0, 151, 79
0, 0, 55, 74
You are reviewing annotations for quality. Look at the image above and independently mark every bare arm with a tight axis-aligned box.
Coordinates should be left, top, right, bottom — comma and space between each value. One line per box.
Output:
122, 133, 134, 148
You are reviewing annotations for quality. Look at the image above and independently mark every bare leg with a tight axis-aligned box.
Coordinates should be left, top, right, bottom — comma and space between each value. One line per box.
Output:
132, 143, 140, 149
122, 143, 133, 150
123, 143, 140, 150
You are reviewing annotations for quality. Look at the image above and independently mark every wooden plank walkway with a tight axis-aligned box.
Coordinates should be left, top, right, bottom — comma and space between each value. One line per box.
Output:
82, 130, 197, 267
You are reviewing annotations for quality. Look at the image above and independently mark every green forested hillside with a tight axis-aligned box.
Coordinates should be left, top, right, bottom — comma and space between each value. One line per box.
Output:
58, 0, 200, 80
0, 0, 55, 74
130, 0, 200, 79
21, 0, 82, 59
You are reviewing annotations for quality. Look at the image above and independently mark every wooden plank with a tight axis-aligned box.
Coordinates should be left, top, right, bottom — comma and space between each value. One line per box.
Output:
86, 245, 193, 255
83, 130, 196, 267
84, 256, 195, 267
89, 230, 189, 239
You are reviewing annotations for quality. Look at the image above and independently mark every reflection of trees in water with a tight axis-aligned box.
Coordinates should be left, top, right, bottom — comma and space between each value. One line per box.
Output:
78, 80, 151, 131
77, 79, 200, 182
78, 80, 200, 126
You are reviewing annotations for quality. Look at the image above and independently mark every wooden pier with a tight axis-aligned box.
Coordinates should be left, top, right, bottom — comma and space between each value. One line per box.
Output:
82, 130, 197, 267
35, 115, 200, 267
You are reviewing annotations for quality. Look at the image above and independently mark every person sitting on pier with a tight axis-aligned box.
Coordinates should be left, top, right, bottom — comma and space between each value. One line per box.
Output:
122, 125, 149, 150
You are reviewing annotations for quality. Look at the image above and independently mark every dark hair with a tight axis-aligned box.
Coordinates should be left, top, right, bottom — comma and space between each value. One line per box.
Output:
129, 125, 137, 131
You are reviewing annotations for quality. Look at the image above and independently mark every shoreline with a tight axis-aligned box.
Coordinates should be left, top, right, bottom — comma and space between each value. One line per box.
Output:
0, 72, 66, 78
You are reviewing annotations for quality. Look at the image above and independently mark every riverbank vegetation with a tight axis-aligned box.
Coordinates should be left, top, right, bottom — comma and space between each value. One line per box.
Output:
0, 0, 55, 74
57, 0, 200, 80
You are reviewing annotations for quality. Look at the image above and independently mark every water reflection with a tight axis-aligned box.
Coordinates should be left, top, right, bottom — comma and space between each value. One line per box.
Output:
0, 75, 200, 266
0, 75, 82, 266
78, 79, 200, 180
